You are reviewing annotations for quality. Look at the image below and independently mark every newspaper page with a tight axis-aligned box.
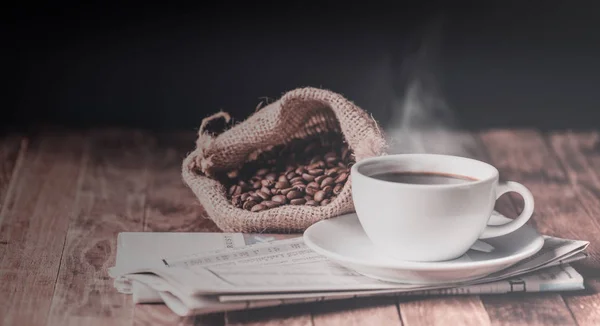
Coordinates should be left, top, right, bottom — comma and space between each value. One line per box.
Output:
218, 252, 588, 302
109, 233, 588, 316
109, 235, 589, 297
132, 264, 585, 317
110, 232, 296, 294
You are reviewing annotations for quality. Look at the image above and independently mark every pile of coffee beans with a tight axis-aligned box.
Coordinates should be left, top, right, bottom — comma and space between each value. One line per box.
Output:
220, 132, 353, 212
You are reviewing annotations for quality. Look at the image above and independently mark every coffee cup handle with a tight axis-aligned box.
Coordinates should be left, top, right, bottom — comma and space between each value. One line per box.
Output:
479, 181, 535, 239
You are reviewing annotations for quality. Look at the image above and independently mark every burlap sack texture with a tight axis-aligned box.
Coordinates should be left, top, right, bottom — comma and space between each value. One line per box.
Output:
182, 87, 388, 233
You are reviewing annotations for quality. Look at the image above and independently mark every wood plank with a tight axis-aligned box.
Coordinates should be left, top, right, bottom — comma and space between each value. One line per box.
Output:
47, 129, 155, 326
134, 131, 222, 325
133, 304, 194, 325
399, 296, 490, 326
311, 296, 402, 326
0, 132, 86, 326
479, 129, 580, 326
226, 303, 313, 326
479, 293, 578, 326
547, 131, 600, 326
132, 304, 223, 326
393, 130, 492, 326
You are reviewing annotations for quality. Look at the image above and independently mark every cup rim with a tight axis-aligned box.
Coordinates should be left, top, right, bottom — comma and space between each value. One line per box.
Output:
351, 153, 499, 189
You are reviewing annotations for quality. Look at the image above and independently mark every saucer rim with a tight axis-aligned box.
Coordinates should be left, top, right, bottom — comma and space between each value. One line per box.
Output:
303, 212, 545, 271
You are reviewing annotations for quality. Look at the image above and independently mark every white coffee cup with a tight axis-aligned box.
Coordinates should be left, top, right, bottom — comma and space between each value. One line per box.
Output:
350, 154, 535, 262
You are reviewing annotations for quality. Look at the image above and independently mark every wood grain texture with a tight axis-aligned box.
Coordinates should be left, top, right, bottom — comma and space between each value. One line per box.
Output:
311, 296, 402, 326
399, 296, 491, 326
133, 304, 195, 326
547, 131, 600, 326
480, 293, 577, 326
133, 304, 224, 326
393, 130, 492, 326
0, 132, 86, 326
479, 129, 579, 326
143, 131, 220, 232
226, 304, 313, 326
47, 130, 155, 326
134, 131, 223, 325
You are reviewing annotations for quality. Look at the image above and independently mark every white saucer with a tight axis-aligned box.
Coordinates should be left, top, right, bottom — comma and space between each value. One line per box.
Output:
303, 211, 544, 285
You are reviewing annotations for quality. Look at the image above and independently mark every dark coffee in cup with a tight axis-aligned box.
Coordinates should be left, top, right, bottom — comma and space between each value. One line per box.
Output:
370, 171, 478, 185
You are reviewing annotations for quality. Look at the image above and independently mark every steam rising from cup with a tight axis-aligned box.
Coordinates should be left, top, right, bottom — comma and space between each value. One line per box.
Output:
385, 16, 470, 157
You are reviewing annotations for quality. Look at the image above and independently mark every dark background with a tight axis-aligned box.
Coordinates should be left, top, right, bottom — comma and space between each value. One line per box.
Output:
4, 1, 600, 132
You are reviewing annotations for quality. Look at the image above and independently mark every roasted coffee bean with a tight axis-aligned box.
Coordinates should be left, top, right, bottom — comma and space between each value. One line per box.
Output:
307, 163, 319, 170
286, 190, 303, 200
325, 169, 338, 177
305, 185, 318, 196
275, 181, 290, 189
321, 177, 335, 188
257, 191, 271, 200
324, 151, 337, 160
290, 176, 304, 184
261, 179, 274, 187
307, 181, 319, 190
314, 175, 327, 184
333, 183, 343, 195
308, 169, 324, 176
263, 201, 280, 209
306, 200, 319, 207
293, 184, 306, 192
290, 198, 306, 205
251, 204, 266, 212
281, 187, 294, 195
302, 173, 315, 182
271, 195, 287, 204
256, 168, 269, 176
229, 185, 242, 196
227, 170, 240, 179
335, 172, 348, 183
309, 156, 322, 165
312, 161, 326, 169
243, 200, 258, 210
314, 190, 326, 202
223, 133, 354, 212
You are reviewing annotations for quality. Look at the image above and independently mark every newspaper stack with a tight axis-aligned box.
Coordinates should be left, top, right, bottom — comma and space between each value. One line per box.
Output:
108, 227, 589, 317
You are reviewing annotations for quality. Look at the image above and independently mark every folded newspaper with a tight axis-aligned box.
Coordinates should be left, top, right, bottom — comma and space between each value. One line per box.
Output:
108, 222, 589, 317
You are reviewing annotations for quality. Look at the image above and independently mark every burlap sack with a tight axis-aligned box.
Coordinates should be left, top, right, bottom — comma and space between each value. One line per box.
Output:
182, 87, 388, 233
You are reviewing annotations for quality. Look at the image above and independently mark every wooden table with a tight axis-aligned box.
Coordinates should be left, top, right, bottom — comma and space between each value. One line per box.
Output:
0, 128, 599, 326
